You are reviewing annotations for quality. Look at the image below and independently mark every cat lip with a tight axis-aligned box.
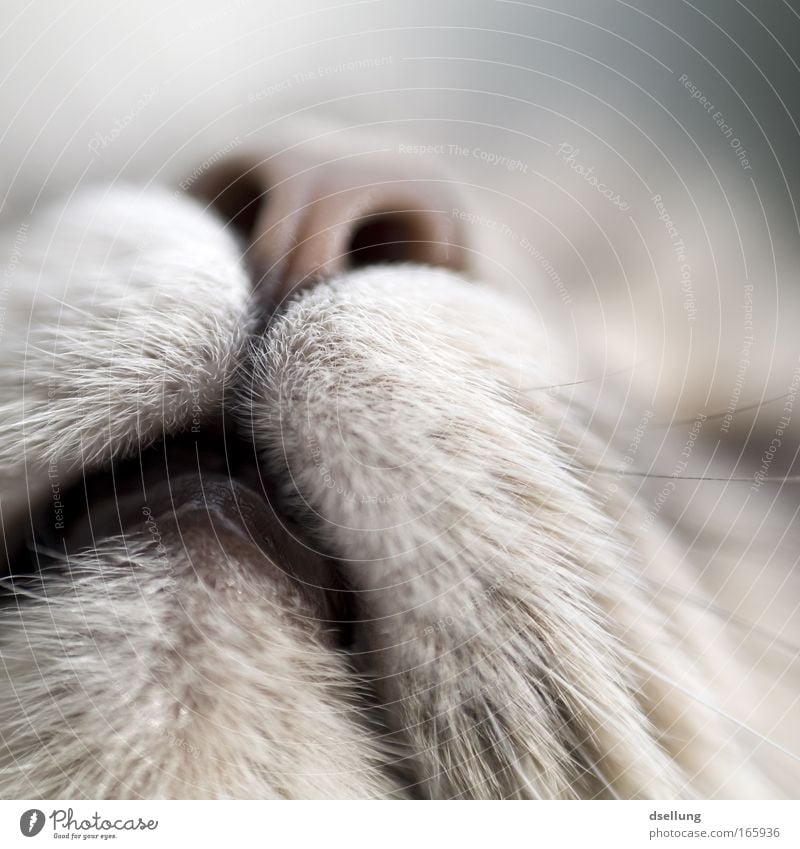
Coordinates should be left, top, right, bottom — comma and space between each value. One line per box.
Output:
15, 424, 331, 591
133, 469, 344, 628
145, 472, 268, 535
143, 471, 295, 565
26, 423, 266, 558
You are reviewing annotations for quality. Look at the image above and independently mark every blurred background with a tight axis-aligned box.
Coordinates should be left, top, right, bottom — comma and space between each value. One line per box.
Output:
1, 0, 798, 427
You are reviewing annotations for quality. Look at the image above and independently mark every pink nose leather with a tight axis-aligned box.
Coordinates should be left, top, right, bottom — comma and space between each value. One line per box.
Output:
189, 144, 469, 307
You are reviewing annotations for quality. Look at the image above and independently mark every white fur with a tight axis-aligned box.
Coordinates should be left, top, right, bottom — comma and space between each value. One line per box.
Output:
243, 268, 796, 798
0, 186, 250, 479
0, 189, 797, 799
0, 537, 397, 799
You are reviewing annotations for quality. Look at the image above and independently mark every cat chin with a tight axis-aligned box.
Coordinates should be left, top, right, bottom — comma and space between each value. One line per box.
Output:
0, 535, 400, 799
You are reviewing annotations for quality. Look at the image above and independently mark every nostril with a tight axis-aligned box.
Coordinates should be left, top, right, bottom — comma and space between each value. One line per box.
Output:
187, 147, 470, 302
347, 211, 441, 268
214, 172, 266, 242
191, 160, 268, 244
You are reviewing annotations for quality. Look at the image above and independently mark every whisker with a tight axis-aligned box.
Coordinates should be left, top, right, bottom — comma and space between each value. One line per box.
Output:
40, 294, 96, 320
520, 359, 655, 393
585, 467, 800, 484
650, 393, 793, 430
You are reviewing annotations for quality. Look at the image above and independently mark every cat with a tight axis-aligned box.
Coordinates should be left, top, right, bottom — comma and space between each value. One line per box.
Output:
0, 179, 797, 800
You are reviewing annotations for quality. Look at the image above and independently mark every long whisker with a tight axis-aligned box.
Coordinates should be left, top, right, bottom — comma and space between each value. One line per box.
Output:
650, 393, 792, 429
585, 467, 800, 484
521, 359, 655, 393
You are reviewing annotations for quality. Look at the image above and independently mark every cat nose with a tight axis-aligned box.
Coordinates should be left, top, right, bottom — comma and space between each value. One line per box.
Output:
188, 146, 469, 306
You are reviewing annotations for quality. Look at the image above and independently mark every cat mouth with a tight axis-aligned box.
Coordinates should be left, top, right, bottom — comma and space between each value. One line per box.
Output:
13, 415, 343, 624
33, 419, 270, 556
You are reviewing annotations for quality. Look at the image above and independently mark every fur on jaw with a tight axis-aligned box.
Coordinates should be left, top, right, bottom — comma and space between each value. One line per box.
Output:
0, 534, 400, 800
0, 187, 251, 482
241, 267, 791, 799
